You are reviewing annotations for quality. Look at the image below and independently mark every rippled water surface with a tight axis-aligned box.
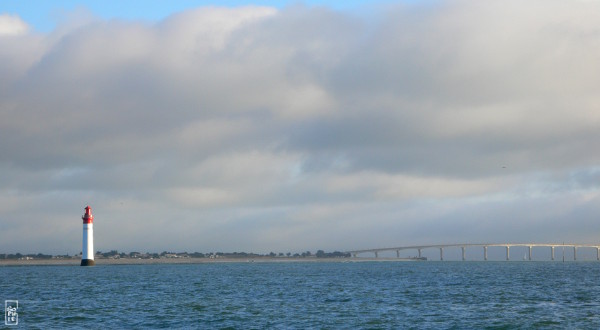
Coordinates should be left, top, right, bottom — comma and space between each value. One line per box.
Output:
1, 261, 600, 329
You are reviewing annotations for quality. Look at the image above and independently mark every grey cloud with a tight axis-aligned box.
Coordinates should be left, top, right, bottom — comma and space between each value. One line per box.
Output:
1, 2, 600, 253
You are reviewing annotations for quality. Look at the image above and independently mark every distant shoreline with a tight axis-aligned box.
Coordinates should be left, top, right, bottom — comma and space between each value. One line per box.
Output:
0, 257, 422, 266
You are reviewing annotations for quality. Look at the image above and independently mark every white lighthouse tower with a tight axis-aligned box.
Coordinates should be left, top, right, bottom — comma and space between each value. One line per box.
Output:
81, 205, 95, 266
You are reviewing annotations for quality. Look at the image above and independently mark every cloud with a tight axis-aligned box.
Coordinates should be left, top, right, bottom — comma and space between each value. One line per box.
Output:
0, 14, 29, 36
1, 2, 600, 254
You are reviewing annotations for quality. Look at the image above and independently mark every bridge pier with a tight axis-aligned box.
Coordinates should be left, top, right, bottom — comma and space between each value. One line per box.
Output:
528, 246, 532, 261
551, 246, 555, 261
573, 247, 577, 261
597, 248, 599, 261
396, 250, 400, 258
440, 247, 444, 261
461, 246, 466, 261
374, 251, 378, 258
484, 246, 488, 261
506, 246, 510, 261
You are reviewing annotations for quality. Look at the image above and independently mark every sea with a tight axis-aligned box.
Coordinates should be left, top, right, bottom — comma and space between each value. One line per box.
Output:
1, 261, 599, 329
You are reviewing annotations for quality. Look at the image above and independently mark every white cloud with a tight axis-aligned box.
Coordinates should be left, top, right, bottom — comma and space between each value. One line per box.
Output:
0, 14, 28, 36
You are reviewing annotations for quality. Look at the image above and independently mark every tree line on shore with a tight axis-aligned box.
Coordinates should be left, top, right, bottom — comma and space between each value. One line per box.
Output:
0, 253, 54, 260
1, 250, 351, 260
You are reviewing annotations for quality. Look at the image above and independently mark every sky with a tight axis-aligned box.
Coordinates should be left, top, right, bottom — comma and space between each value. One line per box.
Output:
1, 0, 600, 255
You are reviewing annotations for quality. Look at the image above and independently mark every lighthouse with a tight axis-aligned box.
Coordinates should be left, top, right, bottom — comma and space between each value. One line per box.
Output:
81, 206, 95, 266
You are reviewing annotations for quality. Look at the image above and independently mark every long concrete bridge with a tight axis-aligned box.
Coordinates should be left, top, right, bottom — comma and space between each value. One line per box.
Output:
347, 243, 600, 261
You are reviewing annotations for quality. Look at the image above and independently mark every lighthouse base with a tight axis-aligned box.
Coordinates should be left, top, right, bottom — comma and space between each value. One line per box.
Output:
80, 259, 95, 266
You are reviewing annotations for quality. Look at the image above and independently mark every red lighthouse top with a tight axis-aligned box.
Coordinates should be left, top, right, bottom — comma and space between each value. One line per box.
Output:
82, 205, 93, 224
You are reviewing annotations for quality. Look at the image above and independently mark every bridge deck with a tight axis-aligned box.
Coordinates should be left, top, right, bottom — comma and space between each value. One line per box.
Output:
348, 243, 600, 261
347, 243, 600, 254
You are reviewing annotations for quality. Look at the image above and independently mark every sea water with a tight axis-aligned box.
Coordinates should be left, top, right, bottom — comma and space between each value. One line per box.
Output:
1, 261, 599, 329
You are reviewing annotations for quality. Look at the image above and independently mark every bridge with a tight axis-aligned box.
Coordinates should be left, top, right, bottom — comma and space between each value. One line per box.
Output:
347, 243, 600, 261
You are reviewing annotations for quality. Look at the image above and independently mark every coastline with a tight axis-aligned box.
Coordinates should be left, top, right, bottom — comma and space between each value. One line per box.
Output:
0, 257, 422, 266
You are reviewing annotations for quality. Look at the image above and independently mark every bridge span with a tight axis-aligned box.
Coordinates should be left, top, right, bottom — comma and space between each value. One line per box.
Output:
347, 243, 600, 261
